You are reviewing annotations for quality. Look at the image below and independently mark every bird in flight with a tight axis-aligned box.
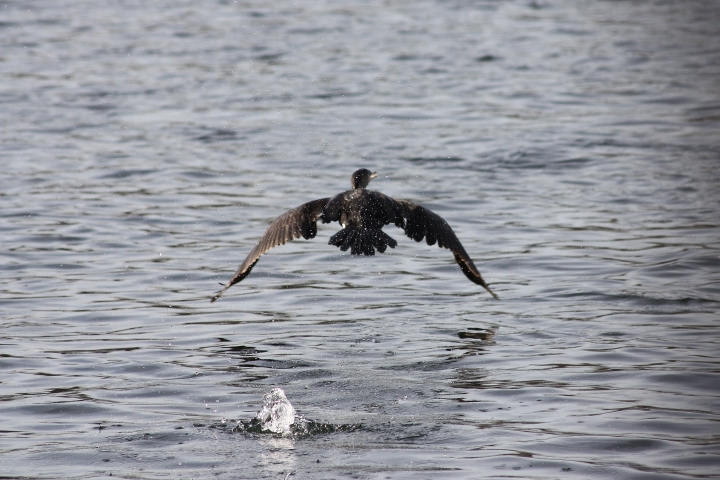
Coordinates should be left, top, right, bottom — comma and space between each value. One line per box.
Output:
211, 169, 497, 302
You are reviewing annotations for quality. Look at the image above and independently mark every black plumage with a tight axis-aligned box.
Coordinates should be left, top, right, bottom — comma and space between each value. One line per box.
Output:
211, 169, 497, 302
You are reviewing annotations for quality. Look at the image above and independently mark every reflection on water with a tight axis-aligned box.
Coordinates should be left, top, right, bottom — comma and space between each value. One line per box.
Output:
1, 0, 720, 478
257, 436, 297, 478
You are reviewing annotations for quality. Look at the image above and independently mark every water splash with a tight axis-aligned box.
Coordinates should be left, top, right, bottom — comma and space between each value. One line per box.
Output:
227, 388, 362, 437
254, 388, 296, 435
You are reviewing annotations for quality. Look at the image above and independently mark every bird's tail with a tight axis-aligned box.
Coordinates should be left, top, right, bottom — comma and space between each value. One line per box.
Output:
328, 228, 397, 256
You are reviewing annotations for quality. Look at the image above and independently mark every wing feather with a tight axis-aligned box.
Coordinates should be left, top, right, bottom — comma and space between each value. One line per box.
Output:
211, 198, 329, 302
392, 198, 497, 299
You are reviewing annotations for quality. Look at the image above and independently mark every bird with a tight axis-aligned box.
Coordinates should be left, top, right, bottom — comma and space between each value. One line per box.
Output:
210, 168, 497, 302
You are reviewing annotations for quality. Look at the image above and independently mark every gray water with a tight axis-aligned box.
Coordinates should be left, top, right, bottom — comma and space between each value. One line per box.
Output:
2, 0, 720, 478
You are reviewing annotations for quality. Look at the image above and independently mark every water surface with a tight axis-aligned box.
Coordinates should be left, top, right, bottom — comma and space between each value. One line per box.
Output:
1, 0, 719, 478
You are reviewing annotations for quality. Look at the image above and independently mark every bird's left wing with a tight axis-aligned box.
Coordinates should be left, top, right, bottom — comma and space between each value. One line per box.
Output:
211, 198, 330, 302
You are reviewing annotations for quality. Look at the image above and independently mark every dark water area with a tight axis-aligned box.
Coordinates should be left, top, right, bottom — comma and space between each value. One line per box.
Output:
1, 0, 720, 478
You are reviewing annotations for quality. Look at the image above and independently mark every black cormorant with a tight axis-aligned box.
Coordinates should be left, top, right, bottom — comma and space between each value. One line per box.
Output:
211, 169, 497, 302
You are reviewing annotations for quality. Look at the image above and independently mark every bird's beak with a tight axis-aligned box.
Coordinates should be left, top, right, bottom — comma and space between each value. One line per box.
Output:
370, 172, 378, 179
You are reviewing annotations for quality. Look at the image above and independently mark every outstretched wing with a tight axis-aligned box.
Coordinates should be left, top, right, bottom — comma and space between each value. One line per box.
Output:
211, 198, 330, 302
392, 199, 498, 299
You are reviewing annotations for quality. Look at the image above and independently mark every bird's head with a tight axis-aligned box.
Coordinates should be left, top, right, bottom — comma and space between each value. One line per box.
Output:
351, 168, 378, 189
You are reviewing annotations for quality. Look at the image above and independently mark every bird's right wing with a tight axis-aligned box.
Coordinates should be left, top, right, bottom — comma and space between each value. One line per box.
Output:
211, 198, 330, 302
391, 198, 498, 299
